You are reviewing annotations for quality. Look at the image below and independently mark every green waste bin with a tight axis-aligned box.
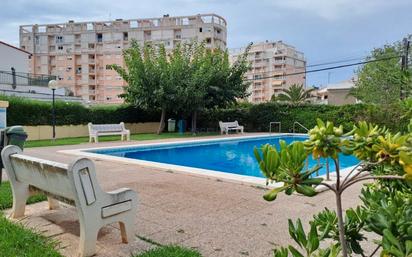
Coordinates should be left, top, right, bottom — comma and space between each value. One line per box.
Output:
0, 126, 28, 185
5, 126, 28, 150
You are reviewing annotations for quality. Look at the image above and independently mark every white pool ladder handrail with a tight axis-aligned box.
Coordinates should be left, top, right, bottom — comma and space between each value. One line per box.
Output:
293, 121, 309, 134
269, 122, 281, 134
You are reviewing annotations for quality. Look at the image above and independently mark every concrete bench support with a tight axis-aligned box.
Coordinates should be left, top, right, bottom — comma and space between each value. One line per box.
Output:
1, 145, 138, 257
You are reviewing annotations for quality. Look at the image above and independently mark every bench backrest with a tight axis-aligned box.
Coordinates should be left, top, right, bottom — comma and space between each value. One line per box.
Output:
88, 122, 125, 133
1, 145, 103, 207
219, 120, 239, 129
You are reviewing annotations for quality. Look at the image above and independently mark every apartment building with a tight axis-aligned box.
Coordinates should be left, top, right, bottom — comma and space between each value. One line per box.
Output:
230, 41, 306, 103
19, 14, 227, 103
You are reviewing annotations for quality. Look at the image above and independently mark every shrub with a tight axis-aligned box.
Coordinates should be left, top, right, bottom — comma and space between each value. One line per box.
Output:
1, 95, 410, 134
0, 95, 160, 126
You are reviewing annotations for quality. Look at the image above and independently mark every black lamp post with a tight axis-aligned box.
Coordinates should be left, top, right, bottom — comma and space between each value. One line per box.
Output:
48, 80, 58, 140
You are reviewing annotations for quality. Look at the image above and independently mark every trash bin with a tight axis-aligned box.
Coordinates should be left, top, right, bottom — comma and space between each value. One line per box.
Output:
168, 119, 176, 132
5, 126, 28, 150
0, 126, 28, 185
177, 120, 186, 134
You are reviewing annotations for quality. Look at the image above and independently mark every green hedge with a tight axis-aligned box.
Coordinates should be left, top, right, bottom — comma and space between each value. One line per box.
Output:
1, 95, 160, 126
1, 95, 409, 133
196, 102, 409, 133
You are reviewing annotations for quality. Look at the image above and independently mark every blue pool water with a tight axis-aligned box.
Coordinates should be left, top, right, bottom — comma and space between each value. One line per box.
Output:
89, 136, 359, 178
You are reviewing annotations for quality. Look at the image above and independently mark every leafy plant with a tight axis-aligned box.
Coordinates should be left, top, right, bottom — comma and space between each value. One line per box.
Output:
254, 141, 322, 201
255, 119, 411, 257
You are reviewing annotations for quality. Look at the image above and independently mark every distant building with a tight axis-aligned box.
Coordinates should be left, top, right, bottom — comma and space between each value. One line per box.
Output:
0, 41, 81, 102
20, 14, 227, 104
0, 40, 31, 73
315, 79, 358, 105
230, 41, 306, 103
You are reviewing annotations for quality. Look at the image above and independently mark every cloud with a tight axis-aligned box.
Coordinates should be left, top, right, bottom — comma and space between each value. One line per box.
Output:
264, 0, 410, 20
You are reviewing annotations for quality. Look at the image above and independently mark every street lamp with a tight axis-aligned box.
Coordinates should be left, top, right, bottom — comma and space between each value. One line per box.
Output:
48, 80, 58, 140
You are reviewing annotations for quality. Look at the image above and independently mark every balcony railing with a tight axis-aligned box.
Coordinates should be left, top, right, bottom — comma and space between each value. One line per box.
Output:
0, 70, 56, 87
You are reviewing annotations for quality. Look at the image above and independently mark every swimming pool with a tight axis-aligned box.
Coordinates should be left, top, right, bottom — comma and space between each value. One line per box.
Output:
82, 135, 359, 179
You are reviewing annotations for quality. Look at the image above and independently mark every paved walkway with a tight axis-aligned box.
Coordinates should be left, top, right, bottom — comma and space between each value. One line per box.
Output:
7, 134, 363, 257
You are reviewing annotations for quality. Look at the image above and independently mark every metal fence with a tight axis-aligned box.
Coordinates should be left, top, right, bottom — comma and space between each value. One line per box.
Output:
0, 70, 56, 87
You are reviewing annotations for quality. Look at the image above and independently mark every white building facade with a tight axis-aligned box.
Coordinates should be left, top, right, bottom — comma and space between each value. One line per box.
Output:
0, 41, 31, 73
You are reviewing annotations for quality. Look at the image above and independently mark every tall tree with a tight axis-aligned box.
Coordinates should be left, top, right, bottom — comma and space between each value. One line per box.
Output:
273, 84, 315, 105
112, 41, 182, 134
114, 40, 250, 134
350, 41, 412, 105
183, 44, 251, 133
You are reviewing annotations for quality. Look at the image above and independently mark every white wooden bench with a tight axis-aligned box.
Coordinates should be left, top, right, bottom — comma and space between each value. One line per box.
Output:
88, 122, 130, 143
1, 145, 138, 257
219, 121, 244, 135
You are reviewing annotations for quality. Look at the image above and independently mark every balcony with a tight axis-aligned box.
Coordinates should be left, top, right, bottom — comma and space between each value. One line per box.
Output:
274, 59, 285, 65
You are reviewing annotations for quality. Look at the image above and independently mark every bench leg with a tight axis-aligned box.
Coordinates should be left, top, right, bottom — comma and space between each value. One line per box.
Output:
47, 197, 60, 210
119, 216, 134, 244
78, 220, 99, 257
11, 182, 30, 218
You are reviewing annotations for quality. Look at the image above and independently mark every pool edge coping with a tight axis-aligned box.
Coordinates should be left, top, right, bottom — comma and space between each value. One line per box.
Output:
58, 133, 358, 188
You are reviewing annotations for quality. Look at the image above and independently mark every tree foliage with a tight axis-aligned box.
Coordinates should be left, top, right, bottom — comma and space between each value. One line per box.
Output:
112, 40, 250, 134
350, 42, 412, 105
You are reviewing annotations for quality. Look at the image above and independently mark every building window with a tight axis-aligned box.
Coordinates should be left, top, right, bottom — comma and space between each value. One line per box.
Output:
58, 46, 63, 50
199, 27, 202, 33
205, 38, 211, 44
56, 36, 64, 43
106, 65, 112, 70
35, 36, 39, 44
68, 76, 72, 80
123, 32, 128, 41
96, 33, 103, 42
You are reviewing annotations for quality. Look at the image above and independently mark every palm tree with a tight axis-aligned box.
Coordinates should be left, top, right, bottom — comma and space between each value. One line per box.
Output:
273, 84, 315, 105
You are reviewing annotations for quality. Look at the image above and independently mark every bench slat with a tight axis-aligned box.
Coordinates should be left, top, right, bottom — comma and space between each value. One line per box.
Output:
101, 200, 132, 218
10, 155, 75, 201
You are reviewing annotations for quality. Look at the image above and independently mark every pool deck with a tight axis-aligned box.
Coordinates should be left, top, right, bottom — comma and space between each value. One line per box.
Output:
5, 133, 364, 257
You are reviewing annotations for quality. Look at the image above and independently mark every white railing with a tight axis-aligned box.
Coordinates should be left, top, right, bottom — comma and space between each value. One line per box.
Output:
269, 122, 281, 134
293, 121, 309, 134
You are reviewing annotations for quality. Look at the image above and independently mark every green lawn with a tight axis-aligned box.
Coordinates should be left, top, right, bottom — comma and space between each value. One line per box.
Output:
0, 181, 61, 257
25, 132, 218, 148
0, 181, 46, 210
134, 245, 202, 257
0, 215, 63, 257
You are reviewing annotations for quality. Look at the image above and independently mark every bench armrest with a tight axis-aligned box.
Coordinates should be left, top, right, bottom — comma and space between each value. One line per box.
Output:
106, 188, 137, 203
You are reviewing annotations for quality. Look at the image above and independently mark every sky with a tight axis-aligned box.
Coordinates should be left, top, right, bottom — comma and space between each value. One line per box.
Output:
1, 0, 411, 86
